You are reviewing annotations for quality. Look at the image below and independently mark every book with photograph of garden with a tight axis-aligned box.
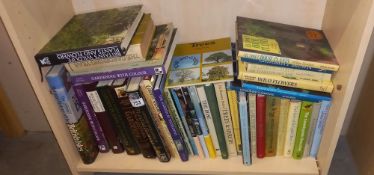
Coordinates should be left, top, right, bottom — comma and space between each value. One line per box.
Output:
165, 37, 234, 88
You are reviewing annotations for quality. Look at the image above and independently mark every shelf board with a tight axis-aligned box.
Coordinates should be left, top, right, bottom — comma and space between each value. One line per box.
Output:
77, 153, 319, 174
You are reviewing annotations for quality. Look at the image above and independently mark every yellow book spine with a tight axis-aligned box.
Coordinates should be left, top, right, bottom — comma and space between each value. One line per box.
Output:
276, 98, 290, 156
227, 90, 241, 154
204, 135, 217, 158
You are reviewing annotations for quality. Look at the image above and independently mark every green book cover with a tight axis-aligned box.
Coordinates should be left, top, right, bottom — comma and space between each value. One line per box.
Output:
292, 101, 314, 159
265, 96, 281, 157
204, 84, 228, 159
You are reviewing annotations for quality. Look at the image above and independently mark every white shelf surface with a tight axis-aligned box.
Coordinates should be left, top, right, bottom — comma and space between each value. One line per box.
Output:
77, 153, 319, 175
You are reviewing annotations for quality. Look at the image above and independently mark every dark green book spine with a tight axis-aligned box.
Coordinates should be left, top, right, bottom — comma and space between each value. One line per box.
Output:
204, 84, 228, 159
292, 101, 313, 159
97, 85, 140, 155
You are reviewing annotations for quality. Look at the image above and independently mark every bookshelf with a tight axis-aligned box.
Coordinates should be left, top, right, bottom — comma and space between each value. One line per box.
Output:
0, 0, 373, 175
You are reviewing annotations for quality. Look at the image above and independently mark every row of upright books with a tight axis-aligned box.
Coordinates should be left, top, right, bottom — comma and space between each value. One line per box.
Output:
38, 5, 338, 166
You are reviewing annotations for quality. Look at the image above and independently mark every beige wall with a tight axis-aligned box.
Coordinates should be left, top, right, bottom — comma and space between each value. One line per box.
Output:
0, 19, 50, 131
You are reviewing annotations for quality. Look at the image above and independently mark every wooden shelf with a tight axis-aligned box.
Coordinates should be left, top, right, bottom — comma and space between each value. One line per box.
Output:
77, 153, 318, 175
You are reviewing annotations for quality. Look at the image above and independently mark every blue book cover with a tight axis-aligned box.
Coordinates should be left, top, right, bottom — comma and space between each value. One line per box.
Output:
170, 88, 199, 155
153, 75, 189, 161
310, 100, 331, 157
238, 91, 251, 165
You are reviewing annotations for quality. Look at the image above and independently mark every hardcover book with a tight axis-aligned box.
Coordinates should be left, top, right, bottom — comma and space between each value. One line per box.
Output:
276, 98, 290, 156
303, 102, 321, 157
35, 5, 144, 67
265, 96, 280, 157
227, 87, 242, 154
310, 100, 331, 157
248, 93, 257, 160
284, 100, 302, 157
236, 16, 339, 73
255, 94, 266, 158
239, 91, 251, 165
293, 101, 314, 159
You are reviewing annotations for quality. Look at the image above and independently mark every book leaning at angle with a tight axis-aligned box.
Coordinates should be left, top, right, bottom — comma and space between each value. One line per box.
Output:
35, 5, 144, 67
46, 65, 98, 164
236, 16, 339, 73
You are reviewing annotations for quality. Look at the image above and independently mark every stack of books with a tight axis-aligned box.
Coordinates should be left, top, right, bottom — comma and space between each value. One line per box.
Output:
36, 5, 339, 166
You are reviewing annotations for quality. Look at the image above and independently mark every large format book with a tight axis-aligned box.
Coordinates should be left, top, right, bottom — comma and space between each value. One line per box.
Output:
256, 94, 266, 158
35, 5, 144, 67
46, 65, 98, 164
239, 91, 251, 165
265, 96, 281, 157
236, 16, 339, 73
111, 78, 156, 158
126, 77, 170, 162
284, 100, 302, 157
310, 100, 331, 158
67, 25, 177, 84
293, 101, 313, 159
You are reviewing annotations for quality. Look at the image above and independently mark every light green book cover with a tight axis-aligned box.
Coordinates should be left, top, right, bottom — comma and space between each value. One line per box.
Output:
292, 101, 314, 159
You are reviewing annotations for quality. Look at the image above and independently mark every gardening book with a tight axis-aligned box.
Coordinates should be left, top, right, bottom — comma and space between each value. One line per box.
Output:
35, 5, 143, 67
165, 37, 234, 88
236, 16, 339, 73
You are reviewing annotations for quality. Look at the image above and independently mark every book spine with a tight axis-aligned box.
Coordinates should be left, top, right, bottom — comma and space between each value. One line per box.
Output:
304, 102, 321, 157
293, 101, 314, 159
97, 85, 141, 155
128, 91, 171, 162
114, 88, 156, 158
204, 84, 229, 159
238, 72, 334, 93
245, 62, 332, 82
284, 100, 301, 157
36, 44, 122, 67
238, 51, 338, 73
227, 89, 242, 154
239, 83, 332, 102
214, 83, 237, 157
310, 101, 331, 158
47, 76, 98, 164
154, 88, 189, 161
187, 86, 216, 158
248, 93, 257, 160
256, 94, 266, 158
72, 84, 109, 152
163, 90, 193, 155
196, 86, 221, 157
170, 89, 199, 156
265, 96, 280, 157
84, 85, 125, 154
139, 80, 178, 158
70, 66, 165, 85
239, 91, 251, 165
276, 98, 290, 156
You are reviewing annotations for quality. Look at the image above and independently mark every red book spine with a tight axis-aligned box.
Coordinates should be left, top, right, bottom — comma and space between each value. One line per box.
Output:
256, 94, 266, 158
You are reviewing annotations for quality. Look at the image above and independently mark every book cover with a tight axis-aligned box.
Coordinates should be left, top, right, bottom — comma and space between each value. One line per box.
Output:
83, 82, 124, 153
96, 80, 141, 155
284, 100, 301, 157
35, 5, 143, 67
293, 101, 314, 159
304, 102, 321, 157
46, 65, 98, 164
126, 77, 170, 162
111, 78, 156, 158
256, 94, 266, 158
227, 87, 242, 154
239, 91, 251, 165
248, 93, 257, 160
204, 84, 229, 159
265, 96, 281, 157
236, 16, 339, 73
187, 86, 216, 158
310, 101, 331, 158
214, 82, 237, 157
196, 86, 221, 157
165, 37, 234, 88
68, 27, 177, 84
276, 98, 290, 156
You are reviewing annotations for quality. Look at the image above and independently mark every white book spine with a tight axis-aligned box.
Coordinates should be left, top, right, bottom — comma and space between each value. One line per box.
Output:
248, 93, 257, 160
276, 98, 290, 156
284, 100, 301, 157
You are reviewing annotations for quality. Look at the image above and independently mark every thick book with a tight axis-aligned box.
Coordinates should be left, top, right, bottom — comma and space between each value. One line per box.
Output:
236, 16, 339, 73
248, 93, 257, 160
140, 76, 179, 159
276, 98, 290, 156
67, 26, 177, 84
35, 5, 144, 67
204, 84, 229, 159
227, 86, 242, 154
111, 78, 156, 158
46, 65, 98, 164
82, 82, 124, 153
265, 96, 281, 157
239, 91, 251, 165
256, 94, 266, 158
293, 101, 314, 159
310, 100, 331, 158
284, 100, 301, 157
126, 77, 170, 162
304, 102, 321, 157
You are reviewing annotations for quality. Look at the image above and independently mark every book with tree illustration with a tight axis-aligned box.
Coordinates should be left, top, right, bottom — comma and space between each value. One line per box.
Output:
165, 37, 234, 88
